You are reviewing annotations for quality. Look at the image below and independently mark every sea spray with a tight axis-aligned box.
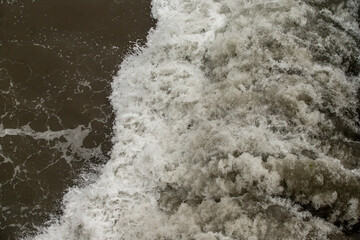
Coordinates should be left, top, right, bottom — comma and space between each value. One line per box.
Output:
34, 0, 360, 239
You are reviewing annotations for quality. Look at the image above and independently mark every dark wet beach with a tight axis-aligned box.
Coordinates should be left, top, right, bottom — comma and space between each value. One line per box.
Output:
0, 0, 155, 239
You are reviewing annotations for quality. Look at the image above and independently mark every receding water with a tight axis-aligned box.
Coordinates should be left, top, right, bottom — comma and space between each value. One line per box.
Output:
0, 0, 155, 239
2, 0, 360, 240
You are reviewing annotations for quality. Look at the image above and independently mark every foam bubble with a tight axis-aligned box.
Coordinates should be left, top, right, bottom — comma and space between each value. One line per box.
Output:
33, 0, 360, 239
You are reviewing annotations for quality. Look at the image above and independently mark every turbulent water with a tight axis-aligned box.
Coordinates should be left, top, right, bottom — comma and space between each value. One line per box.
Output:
34, 0, 360, 239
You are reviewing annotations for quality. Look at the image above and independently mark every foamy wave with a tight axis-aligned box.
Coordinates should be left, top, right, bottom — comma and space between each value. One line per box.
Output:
34, 0, 360, 239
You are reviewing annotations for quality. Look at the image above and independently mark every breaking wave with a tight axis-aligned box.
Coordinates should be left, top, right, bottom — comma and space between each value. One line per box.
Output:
34, 0, 360, 239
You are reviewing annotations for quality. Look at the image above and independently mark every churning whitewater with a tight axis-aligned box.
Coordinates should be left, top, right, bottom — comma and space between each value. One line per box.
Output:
34, 0, 360, 239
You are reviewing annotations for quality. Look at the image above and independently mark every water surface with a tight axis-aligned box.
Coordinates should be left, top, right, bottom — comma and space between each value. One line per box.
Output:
0, 0, 155, 239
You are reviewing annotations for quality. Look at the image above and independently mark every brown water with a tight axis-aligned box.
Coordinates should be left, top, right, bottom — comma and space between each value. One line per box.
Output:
0, 0, 155, 239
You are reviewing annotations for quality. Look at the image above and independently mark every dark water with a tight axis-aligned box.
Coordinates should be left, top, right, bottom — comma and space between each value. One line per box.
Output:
0, 0, 155, 239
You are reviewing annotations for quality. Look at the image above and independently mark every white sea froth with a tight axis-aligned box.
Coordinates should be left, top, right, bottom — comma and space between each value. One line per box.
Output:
34, 0, 360, 239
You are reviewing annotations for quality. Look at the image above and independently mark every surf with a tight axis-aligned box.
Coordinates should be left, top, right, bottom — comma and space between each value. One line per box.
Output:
34, 0, 360, 239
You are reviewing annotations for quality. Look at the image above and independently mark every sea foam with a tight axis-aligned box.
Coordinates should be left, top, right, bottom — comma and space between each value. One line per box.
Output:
34, 0, 360, 239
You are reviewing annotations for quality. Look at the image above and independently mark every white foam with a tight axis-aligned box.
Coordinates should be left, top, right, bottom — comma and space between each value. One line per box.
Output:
0, 124, 103, 188
33, 0, 360, 239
